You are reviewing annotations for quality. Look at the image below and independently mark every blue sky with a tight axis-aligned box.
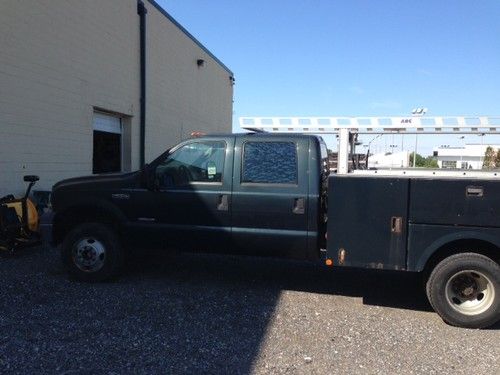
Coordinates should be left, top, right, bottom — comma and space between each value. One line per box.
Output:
159, 0, 500, 154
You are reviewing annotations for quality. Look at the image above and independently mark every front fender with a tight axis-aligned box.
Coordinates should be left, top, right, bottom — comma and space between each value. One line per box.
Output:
52, 196, 128, 245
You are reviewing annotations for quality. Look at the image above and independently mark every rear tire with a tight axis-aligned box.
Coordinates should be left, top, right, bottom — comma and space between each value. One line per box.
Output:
61, 222, 124, 282
426, 252, 500, 329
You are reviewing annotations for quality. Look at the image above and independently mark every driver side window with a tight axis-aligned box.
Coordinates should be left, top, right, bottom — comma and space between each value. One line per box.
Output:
155, 141, 226, 188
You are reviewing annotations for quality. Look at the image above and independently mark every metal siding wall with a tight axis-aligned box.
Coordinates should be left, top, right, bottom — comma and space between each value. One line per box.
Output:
0, 0, 140, 196
144, 2, 233, 162
0, 0, 233, 196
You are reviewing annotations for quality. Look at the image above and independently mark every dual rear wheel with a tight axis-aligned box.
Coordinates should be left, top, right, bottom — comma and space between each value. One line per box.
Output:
426, 253, 500, 329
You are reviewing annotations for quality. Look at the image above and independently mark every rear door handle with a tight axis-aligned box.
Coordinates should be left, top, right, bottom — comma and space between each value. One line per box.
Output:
293, 197, 305, 215
391, 216, 403, 234
217, 194, 229, 211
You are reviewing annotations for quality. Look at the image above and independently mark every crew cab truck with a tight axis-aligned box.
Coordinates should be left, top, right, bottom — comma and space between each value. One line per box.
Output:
46, 133, 500, 328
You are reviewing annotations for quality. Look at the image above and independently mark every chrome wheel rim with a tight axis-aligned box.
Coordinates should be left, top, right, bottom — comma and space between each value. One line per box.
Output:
72, 237, 106, 273
445, 270, 495, 316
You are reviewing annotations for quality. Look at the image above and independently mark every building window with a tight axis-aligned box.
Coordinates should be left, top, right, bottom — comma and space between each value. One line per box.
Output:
155, 141, 226, 188
242, 141, 298, 184
442, 160, 457, 169
93, 112, 122, 174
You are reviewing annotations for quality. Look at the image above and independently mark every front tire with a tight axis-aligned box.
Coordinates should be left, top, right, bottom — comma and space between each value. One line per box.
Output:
61, 223, 124, 282
426, 253, 500, 328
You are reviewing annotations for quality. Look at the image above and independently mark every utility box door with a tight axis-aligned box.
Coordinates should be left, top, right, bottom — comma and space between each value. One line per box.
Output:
327, 176, 409, 270
410, 179, 500, 227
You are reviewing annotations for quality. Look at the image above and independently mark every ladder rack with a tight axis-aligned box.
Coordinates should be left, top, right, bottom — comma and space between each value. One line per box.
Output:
239, 116, 500, 134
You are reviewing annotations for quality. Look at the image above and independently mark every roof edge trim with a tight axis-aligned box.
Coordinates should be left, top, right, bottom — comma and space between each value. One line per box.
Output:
146, 0, 233, 76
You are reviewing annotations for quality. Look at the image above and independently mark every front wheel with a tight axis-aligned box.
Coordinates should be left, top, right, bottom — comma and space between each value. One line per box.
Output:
426, 253, 500, 329
61, 223, 124, 282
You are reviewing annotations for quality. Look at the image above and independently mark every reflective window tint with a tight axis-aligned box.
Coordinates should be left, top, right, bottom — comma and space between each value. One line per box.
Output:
242, 142, 297, 184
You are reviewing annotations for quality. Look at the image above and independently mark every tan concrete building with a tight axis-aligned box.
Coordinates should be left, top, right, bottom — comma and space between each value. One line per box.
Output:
0, 0, 234, 196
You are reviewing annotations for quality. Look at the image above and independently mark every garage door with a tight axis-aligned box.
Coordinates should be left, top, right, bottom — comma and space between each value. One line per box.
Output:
93, 112, 122, 174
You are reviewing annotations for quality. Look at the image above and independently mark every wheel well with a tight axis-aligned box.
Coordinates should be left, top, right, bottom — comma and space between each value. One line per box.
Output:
53, 206, 120, 245
423, 239, 500, 278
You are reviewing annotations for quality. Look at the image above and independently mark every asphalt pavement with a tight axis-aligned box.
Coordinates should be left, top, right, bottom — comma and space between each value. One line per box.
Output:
0, 246, 498, 374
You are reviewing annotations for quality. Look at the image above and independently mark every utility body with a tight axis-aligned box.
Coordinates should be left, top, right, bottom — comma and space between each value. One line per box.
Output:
45, 132, 500, 328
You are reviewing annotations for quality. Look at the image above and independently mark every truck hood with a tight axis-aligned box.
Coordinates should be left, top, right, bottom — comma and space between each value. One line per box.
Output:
52, 171, 143, 192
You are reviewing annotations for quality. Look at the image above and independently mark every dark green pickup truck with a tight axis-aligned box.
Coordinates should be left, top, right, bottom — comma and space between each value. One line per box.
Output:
44, 133, 500, 328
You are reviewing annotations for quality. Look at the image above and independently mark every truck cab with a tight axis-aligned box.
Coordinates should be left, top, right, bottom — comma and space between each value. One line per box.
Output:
50, 133, 328, 264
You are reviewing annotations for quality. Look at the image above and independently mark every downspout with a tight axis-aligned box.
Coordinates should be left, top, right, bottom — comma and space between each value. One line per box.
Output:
137, 1, 147, 167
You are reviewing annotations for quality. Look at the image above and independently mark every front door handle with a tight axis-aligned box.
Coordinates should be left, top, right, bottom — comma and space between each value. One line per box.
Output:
293, 197, 305, 215
217, 194, 229, 211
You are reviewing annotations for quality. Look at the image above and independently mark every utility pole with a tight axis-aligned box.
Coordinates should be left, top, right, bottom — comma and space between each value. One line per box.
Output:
459, 136, 465, 169
479, 133, 485, 168
411, 108, 427, 167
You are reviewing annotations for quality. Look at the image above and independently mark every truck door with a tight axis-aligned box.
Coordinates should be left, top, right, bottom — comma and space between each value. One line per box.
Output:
230, 136, 310, 258
145, 136, 234, 251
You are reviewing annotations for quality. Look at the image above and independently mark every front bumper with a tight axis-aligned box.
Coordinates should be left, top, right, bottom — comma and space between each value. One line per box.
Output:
39, 210, 54, 248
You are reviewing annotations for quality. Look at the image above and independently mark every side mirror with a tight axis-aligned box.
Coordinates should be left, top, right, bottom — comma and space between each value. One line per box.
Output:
153, 176, 161, 191
142, 165, 157, 191
24, 175, 39, 183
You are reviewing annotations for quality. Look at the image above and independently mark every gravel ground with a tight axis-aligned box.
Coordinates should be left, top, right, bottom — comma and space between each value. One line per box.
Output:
0, 246, 498, 374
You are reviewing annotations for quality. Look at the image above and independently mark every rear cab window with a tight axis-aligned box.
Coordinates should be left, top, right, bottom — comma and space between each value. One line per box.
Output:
242, 141, 298, 185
